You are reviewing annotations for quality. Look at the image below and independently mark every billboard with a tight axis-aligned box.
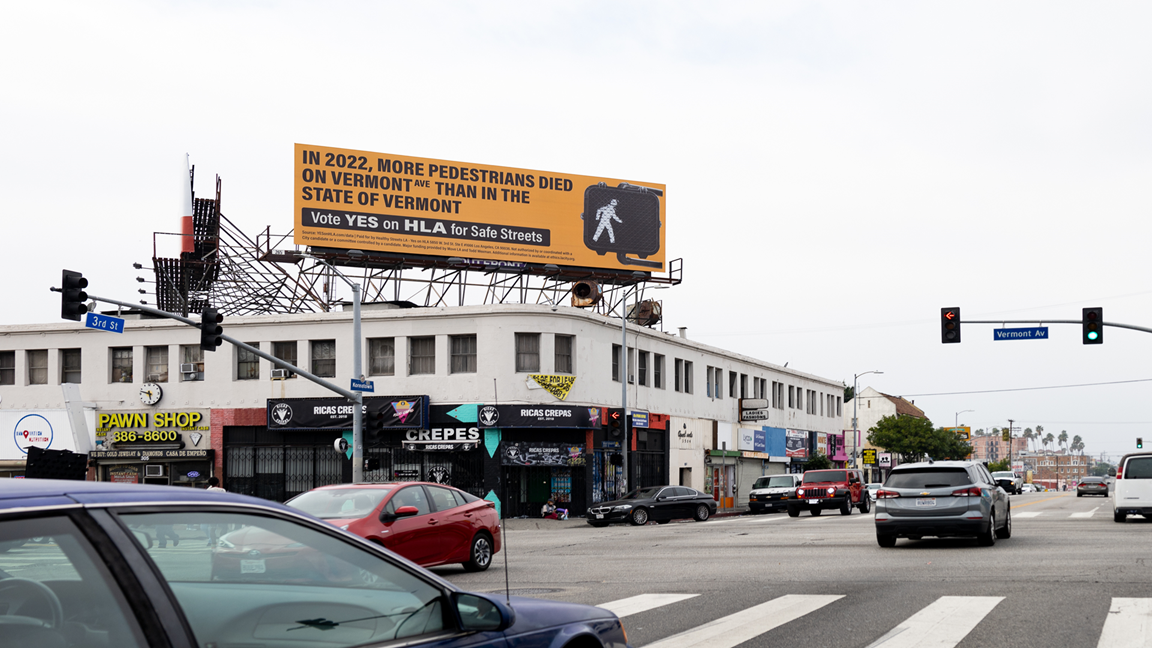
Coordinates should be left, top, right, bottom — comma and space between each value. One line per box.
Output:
294, 144, 667, 272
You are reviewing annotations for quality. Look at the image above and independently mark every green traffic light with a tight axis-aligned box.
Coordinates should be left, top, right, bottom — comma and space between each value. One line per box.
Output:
1088, 331, 1099, 341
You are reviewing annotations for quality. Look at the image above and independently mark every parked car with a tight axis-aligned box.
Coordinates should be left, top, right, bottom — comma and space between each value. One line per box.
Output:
991, 471, 1023, 494
875, 460, 1011, 547
1110, 452, 1152, 522
747, 474, 802, 514
286, 482, 500, 572
1075, 478, 1107, 497
1020, 483, 1036, 493
866, 483, 883, 502
787, 469, 869, 517
0, 479, 631, 648
587, 485, 716, 526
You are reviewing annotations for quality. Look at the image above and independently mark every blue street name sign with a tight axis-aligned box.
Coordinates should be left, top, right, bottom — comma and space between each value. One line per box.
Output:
993, 327, 1049, 341
85, 312, 125, 334
350, 378, 375, 392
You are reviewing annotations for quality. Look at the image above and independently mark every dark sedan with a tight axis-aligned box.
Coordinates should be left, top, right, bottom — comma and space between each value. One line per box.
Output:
587, 485, 716, 526
1077, 477, 1109, 497
0, 479, 630, 648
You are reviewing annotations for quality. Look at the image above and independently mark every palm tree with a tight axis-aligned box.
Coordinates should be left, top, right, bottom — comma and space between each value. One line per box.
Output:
1035, 425, 1044, 453
1072, 435, 1083, 456
1044, 432, 1055, 452
1059, 430, 1069, 453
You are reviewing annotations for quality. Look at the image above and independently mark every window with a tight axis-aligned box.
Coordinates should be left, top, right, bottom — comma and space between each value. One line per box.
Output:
674, 358, 683, 392
654, 354, 664, 389
181, 345, 204, 381
515, 333, 540, 373
612, 344, 621, 382
807, 389, 817, 415
555, 335, 573, 374
311, 340, 336, 378
409, 336, 435, 375
637, 351, 648, 386
706, 366, 714, 397
112, 347, 133, 383
237, 343, 259, 380
713, 368, 722, 399
740, 374, 748, 399
61, 348, 82, 383
450, 335, 477, 374
788, 385, 795, 409
773, 382, 784, 410
28, 349, 48, 385
683, 361, 693, 394
146, 346, 168, 383
369, 337, 395, 376
0, 350, 13, 385
273, 341, 297, 378
729, 371, 737, 399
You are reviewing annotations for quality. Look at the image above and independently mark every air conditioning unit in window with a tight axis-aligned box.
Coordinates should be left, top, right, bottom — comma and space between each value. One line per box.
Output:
271, 368, 292, 379
180, 363, 196, 373
144, 464, 164, 478
628, 375, 635, 384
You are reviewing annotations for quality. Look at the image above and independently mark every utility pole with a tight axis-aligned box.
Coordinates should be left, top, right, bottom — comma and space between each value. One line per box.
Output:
1007, 419, 1014, 468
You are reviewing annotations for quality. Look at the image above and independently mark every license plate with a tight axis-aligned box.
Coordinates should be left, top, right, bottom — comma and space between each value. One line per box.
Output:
595, 514, 604, 519
808, 499, 819, 505
916, 498, 936, 507
240, 559, 266, 574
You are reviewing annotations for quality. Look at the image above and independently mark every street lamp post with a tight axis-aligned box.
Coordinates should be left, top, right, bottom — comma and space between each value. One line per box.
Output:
852, 370, 883, 474
304, 251, 365, 484
955, 410, 974, 429
619, 272, 647, 498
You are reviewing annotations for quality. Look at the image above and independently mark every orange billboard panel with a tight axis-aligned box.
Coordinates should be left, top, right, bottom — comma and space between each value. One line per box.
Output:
293, 144, 666, 272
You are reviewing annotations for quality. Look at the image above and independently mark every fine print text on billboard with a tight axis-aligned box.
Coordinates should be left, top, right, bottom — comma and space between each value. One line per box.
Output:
294, 144, 667, 272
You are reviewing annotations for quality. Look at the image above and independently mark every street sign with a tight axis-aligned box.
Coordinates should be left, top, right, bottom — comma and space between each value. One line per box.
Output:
84, 312, 124, 334
862, 448, 877, 465
350, 378, 375, 392
631, 411, 649, 428
878, 452, 892, 468
993, 327, 1049, 341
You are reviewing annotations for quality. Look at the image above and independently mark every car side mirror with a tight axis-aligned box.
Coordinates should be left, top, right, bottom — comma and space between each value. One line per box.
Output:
451, 592, 515, 632
381, 505, 421, 522
1109, 468, 1117, 477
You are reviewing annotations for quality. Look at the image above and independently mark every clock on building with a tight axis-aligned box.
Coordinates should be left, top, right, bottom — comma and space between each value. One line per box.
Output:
139, 383, 163, 406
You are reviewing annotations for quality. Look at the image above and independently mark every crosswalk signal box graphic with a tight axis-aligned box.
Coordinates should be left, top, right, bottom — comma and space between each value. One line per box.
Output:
582, 183, 663, 269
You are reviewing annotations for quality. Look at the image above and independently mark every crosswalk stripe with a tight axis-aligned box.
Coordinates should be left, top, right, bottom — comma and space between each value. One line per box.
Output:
1097, 598, 1152, 648
598, 593, 699, 618
1015, 511, 1043, 518
1071, 507, 1099, 518
644, 594, 843, 648
864, 596, 1003, 648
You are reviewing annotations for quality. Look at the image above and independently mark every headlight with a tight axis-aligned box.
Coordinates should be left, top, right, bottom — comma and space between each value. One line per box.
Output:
612, 504, 633, 512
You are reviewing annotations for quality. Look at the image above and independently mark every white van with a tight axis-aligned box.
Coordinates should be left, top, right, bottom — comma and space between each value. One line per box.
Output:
1109, 453, 1152, 522
747, 474, 802, 514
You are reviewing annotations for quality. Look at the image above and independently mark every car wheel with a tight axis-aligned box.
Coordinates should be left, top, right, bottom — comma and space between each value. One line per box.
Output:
462, 533, 494, 572
877, 534, 896, 548
859, 498, 871, 514
811, 508, 822, 516
996, 507, 1012, 539
630, 508, 649, 526
1115, 510, 1126, 523
840, 497, 853, 516
693, 504, 711, 522
978, 511, 996, 546
787, 507, 800, 518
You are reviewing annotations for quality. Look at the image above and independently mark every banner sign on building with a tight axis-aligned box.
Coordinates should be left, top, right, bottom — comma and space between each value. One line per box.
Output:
738, 428, 768, 453
878, 452, 892, 468
2, 409, 97, 460
267, 396, 428, 431
401, 405, 481, 450
477, 404, 600, 429
97, 410, 211, 449
528, 374, 577, 400
862, 448, 878, 465
786, 429, 808, 459
294, 144, 667, 273
499, 441, 587, 466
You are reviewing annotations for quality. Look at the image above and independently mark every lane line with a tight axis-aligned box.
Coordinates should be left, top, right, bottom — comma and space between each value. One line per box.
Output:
1097, 598, 1152, 648
864, 596, 1003, 648
1071, 507, 1100, 518
644, 594, 843, 648
1015, 511, 1044, 518
598, 593, 699, 618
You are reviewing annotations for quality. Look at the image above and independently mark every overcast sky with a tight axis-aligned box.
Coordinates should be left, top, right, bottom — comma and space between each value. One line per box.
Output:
4, 2, 1151, 461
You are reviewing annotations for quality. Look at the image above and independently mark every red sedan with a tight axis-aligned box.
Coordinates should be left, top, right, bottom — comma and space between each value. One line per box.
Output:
286, 482, 500, 571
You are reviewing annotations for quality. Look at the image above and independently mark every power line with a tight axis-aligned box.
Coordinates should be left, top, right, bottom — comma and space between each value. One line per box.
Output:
900, 377, 1152, 398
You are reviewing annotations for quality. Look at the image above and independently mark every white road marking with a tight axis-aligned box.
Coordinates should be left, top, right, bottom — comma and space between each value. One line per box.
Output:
1097, 598, 1152, 648
1071, 507, 1100, 518
1015, 511, 1044, 518
598, 593, 699, 618
864, 596, 1004, 648
644, 594, 843, 648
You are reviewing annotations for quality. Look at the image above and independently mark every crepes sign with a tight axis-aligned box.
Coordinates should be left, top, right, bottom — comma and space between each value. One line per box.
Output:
267, 396, 428, 430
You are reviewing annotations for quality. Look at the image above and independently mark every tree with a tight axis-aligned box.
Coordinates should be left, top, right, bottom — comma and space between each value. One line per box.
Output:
844, 385, 855, 403
1035, 425, 1044, 452
1023, 428, 1035, 453
1059, 430, 1069, 452
806, 453, 832, 470
1044, 432, 1055, 452
1072, 435, 1083, 456
975, 428, 986, 437
987, 458, 1011, 472
866, 415, 972, 462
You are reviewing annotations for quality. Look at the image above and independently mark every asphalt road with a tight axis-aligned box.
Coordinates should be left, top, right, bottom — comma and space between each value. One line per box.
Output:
434, 491, 1152, 647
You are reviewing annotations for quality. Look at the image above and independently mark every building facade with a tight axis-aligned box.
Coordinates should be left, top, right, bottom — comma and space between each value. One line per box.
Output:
842, 387, 927, 483
0, 303, 845, 515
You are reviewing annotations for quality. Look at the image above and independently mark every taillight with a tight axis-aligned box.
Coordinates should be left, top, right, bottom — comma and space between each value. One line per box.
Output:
1117, 467, 1124, 479
877, 490, 900, 499
951, 487, 983, 497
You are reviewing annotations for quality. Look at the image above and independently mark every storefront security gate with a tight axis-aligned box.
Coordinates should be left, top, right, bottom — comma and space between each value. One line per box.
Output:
364, 447, 485, 499
226, 445, 343, 502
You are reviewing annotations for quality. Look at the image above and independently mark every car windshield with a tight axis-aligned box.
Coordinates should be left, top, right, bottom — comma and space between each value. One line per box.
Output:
287, 488, 392, 520
886, 468, 971, 489
1125, 457, 1152, 479
623, 487, 664, 500
754, 476, 797, 489
803, 471, 846, 483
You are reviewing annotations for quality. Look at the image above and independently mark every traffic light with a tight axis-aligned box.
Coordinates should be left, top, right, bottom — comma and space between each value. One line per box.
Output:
1083, 307, 1103, 345
60, 270, 88, 321
606, 408, 624, 438
200, 308, 223, 351
364, 410, 385, 446
1138, 437, 1144, 449
940, 307, 961, 344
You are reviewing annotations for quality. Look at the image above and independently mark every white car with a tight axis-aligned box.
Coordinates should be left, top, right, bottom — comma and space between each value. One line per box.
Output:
1020, 483, 1036, 493
865, 483, 883, 502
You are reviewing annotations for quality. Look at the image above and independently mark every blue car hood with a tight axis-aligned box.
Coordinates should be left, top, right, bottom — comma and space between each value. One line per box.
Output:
505, 595, 616, 634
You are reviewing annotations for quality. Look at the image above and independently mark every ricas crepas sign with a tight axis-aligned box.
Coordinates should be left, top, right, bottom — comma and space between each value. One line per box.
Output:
267, 396, 428, 430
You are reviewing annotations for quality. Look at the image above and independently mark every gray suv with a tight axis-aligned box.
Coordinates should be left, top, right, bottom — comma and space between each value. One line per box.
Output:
874, 460, 1012, 547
